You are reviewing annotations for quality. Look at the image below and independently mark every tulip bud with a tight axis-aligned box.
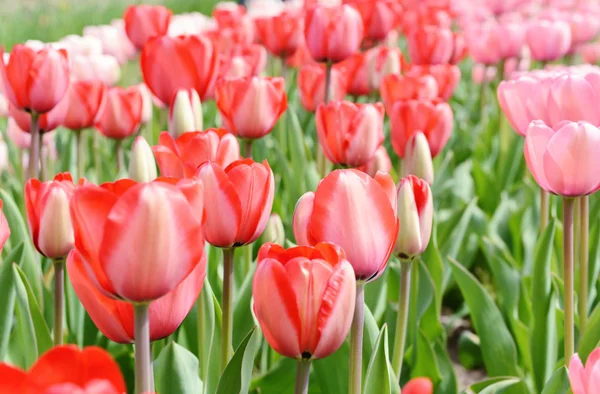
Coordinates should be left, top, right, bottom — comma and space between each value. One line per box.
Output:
403, 131, 434, 185
261, 213, 285, 245
395, 175, 433, 261
169, 89, 203, 137
129, 136, 157, 182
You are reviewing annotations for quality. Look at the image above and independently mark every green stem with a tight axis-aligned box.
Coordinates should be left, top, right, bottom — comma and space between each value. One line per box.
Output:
349, 282, 365, 394
134, 303, 152, 394
76, 131, 85, 179
220, 248, 236, 372
324, 62, 332, 104
197, 295, 205, 377
563, 197, 575, 363
391, 262, 412, 377
116, 139, 124, 175
53, 260, 64, 345
579, 195, 589, 334
479, 80, 488, 122
244, 140, 253, 160
295, 359, 311, 394
94, 131, 101, 182
28, 113, 40, 179
540, 189, 549, 233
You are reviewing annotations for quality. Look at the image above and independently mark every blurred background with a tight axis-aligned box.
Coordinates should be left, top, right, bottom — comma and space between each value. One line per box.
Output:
0, 0, 219, 49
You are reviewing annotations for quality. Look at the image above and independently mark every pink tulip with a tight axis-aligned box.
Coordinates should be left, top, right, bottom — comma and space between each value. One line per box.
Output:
524, 121, 600, 197
6, 117, 55, 151
407, 26, 454, 65
526, 19, 571, 62
472, 64, 497, 84
357, 146, 391, 178
95, 86, 143, 140
316, 101, 385, 167
253, 242, 356, 360
71, 54, 121, 87
304, 4, 364, 63
344, 0, 403, 42
215, 76, 288, 139
337, 53, 370, 96
218, 45, 268, 78
297, 63, 348, 112
83, 24, 136, 65
293, 169, 398, 281
364, 46, 404, 91
569, 348, 600, 394
498, 76, 547, 136
547, 74, 600, 127
566, 12, 600, 47
380, 74, 439, 113
579, 43, 600, 65
395, 175, 433, 259
10, 102, 66, 134
123, 5, 172, 50
465, 21, 525, 64
406, 64, 461, 101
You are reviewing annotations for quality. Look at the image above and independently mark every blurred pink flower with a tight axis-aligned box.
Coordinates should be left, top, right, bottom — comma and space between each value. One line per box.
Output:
570, 349, 600, 394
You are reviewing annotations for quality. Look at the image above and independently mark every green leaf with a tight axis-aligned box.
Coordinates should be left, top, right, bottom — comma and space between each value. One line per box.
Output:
233, 263, 256, 349
0, 243, 22, 359
441, 199, 477, 289
467, 377, 521, 394
433, 340, 458, 394
313, 341, 349, 394
12, 263, 52, 368
216, 326, 261, 394
411, 330, 441, 384
362, 304, 381, 378
449, 259, 525, 394
250, 357, 296, 394
530, 221, 558, 393
540, 366, 570, 394
154, 342, 203, 394
364, 325, 400, 394
577, 300, 600, 362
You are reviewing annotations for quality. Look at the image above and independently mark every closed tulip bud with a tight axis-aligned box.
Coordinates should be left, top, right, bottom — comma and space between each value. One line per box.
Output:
168, 89, 203, 138
298, 64, 347, 112
129, 136, 157, 182
253, 242, 356, 360
402, 377, 433, 394
407, 26, 453, 65
395, 176, 433, 260
380, 74, 439, 113
403, 132, 434, 185
261, 213, 285, 245
124, 5, 172, 50
406, 64, 461, 101
25, 173, 80, 259
526, 19, 571, 62
358, 146, 392, 178
0, 200, 11, 254
95, 86, 143, 140
365, 46, 404, 91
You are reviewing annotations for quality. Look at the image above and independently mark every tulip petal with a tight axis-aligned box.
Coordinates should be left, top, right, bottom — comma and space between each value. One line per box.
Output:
293, 192, 315, 246
524, 121, 553, 193
569, 354, 586, 394
153, 145, 186, 178
0, 364, 27, 393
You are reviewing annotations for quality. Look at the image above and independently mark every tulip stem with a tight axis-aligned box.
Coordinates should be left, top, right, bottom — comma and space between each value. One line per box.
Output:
392, 261, 412, 378
94, 131, 101, 182
244, 140, 253, 159
116, 139, 124, 175
221, 247, 236, 372
579, 195, 589, 334
295, 359, 311, 394
324, 62, 332, 104
563, 197, 575, 363
53, 260, 64, 345
28, 112, 40, 179
540, 189, 549, 233
349, 282, 365, 394
76, 131, 85, 179
479, 80, 487, 122
134, 303, 152, 394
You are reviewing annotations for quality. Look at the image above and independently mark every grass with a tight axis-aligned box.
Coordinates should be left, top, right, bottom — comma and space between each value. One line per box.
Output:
0, 0, 220, 50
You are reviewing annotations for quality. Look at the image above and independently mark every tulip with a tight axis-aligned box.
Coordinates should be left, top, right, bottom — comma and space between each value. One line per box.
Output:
123, 5, 172, 50
217, 44, 267, 78
9, 102, 66, 135
95, 86, 143, 140
71, 54, 121, 87
0, 345, 126, 394
255, 10, 304, 58
365, 46, 404, 91
579, 43, 600, 65
344, 0, 403, 42
304, 4, 364, 63
298, 64, 348, 112
566, 12, 600, 47
403, 131, 434, 185
357, 146, 392, 178
59, 34, 103, 57
526, 19, 571, 62
400, 5, 452, 35
68, 248, 205, 344
260, 213, 285, 245
407, 26, 454, 65
135, 83, 154, 124
451, 32, 468, 65
405, 64, 461, 101
287, 42, 318, 69
380, 74, 439, 113
547, 74, 600, 127
152, 129, 240, 178
0, 200, 10, 254
7, 117, 56, 154
569, 349, 600, 394
141, 34, 219, 104
253, 242, 356, 393
83, 23, 136, 65
389, 99, 453, 159
169, 89, 203, 138
0, 45, 70, 114
129, 136, 157, 183
403, 377, 434, 394
497, 76, 544, 136
215, 76, 287, 140
316, 101, 385, 167
337, 53, 370, 97
213, 2, 256, 44
465, 21, 525, 65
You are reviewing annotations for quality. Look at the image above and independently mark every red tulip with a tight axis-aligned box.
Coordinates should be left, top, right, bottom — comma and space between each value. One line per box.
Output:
345, 0, 402, 42
70, 178, 205, 302
304, 4, 364, 63
0, 45, 69, 113
60, 81, 107, 131
406, 64, 461, 101
389, 98, 453, 158
357, 146, 392, 178
401, 6, 452, 35
297, 63, 348, 112
218, 44, 267, 78
95, 86, 143, 140
195, 159, 274, 248
215, 76, 287, 139
255, 10, 304, 58
293, 169, 398, 281
337, 53, 370, 96
152, 129, 240, 178
286, 42, 317, 69
68, 248, 205, 343
0, 345, 126, 394
364, 46, 404, 91
0, 200, 10, 254
141, 35, 218, 104
407, 26, 454, 65
213, 2, 255, 44
9, 102, 66, 134
123, 5, 172, 50
380, 74, 439, 112
25, 173, 82, 259
450, 32, 468, 64
402, 377, 434, 394
253, 242, 356, 359
316, 101, 385, 167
